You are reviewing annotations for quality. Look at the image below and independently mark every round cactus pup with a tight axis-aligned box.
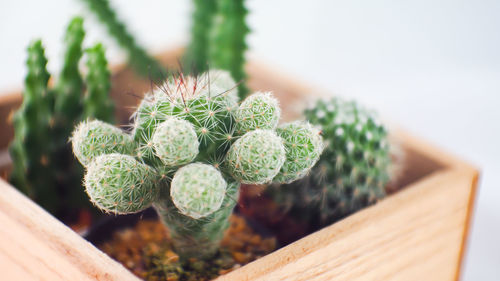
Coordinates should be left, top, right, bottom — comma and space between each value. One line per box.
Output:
274, 121, 324, 183
234, 91, 281, 134
84, 154, 159, 214
225, 129, 286, 184
170, 163, 227, 219
71, 119, 134, 166
151, 118, 199, 166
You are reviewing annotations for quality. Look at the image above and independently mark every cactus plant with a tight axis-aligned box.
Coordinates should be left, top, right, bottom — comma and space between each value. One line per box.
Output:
80, 0, 166, 79
83, 43, 114, 121
209, 0, 250, 99
185, 0, 218, 73
71, 70, 323, 260
8, 17, 115, 219
268, 97, 394, 225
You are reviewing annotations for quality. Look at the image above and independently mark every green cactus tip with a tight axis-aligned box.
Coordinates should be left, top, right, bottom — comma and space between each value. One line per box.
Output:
226, 129, 286, 184
273, 121, 324, 184
71, 119, 134, 166
84, 153, 159, 214
170, 163, 227, 219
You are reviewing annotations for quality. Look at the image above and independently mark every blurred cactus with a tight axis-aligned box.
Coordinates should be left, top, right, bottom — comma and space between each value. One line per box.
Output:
53, 17, 85, 135
268, 97, 395, 226
9, 17, 115, 220
209, 0, 250, 99
80, 0, 166, 79
83, 43, 114, 121
71, 70, 323, 259
9, 40, 56, 205
185, 0, 217, 73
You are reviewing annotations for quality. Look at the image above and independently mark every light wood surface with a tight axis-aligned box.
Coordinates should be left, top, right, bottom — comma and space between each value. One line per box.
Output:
0, 49, 479, 280
0, 179, 139, 281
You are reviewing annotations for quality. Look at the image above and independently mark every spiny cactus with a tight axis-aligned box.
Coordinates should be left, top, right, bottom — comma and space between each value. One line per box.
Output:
209, 0, 250, 99
274, 121, 324, 184
9, 17, 115, 219
269, 97, 394, 225
80, 0, 166, 79
71, 70, 323, 260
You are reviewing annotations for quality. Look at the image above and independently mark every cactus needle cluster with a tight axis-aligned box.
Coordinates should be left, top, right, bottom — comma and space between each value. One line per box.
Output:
71, 70, 324, 259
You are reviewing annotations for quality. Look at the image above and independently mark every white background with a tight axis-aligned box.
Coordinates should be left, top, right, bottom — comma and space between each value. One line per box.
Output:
0, 1, 498, 279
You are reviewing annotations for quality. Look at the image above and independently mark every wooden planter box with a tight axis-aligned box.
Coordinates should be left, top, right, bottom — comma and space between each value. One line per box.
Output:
0, 49, 479, 280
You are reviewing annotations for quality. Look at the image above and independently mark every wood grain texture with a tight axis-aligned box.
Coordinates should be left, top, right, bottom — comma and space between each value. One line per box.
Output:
0, 179, 139, 281
0, 49, 479, 281
217, 168, 478, 281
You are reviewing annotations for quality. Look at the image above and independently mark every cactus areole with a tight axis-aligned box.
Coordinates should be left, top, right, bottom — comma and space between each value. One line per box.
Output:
71, 70, 324, 260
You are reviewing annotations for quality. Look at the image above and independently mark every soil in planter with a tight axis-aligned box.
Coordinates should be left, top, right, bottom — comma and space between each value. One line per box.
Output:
98, 214, 276, 281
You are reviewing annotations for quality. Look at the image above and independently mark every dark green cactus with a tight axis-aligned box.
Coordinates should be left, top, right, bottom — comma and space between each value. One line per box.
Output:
9, 40, 57, 209
185, 0, 218, 74
9, 17, 115, 220
54, 16, 85, 136
268, 97, 394, 226
71, 71, 323, 260
80, 0, 166, 79
209, 0, 250, 99
83, 43, 114, 122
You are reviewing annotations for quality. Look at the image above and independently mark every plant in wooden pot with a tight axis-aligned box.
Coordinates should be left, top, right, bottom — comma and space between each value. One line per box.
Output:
8, 16, 115, 226
70, 71, 324, 279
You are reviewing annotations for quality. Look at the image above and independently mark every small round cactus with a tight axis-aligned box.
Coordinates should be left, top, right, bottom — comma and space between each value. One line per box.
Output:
273, 121, 324, 184
170, 163, 226, 219
71, 70, 323, 260
234, 91, 280, 134
71, 119, 134, 166
85, 154, 159, 214
226, 129, 286, 184
152, 118, 199, 166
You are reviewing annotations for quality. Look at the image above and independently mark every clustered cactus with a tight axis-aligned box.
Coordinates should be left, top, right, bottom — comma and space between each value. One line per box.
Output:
71, 70, 324, 259
9, 17, 114, 218
268, 97, 394, 225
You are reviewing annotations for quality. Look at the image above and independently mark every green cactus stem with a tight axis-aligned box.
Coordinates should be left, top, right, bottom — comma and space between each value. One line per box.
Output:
83, 43, 114, 122
185, 0, 218, 73
71, 70, 323, 260
80, 0, 166, 79
209, 0, 250, 99
9, 40, 55, 203
54, 16, 85, 134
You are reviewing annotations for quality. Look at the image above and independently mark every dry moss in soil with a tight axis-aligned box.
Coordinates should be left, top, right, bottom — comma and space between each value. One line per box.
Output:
99, 214, 276, 281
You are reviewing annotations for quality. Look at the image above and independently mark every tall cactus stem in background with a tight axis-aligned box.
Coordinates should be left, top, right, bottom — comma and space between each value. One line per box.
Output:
9, 40, 57, 210
209, 0, 250, 99
84, 43, 114, 122
54, 16, 85, 134
80, 0, 166, 80
185, 0, 217, 74
8, 17, 116, 219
